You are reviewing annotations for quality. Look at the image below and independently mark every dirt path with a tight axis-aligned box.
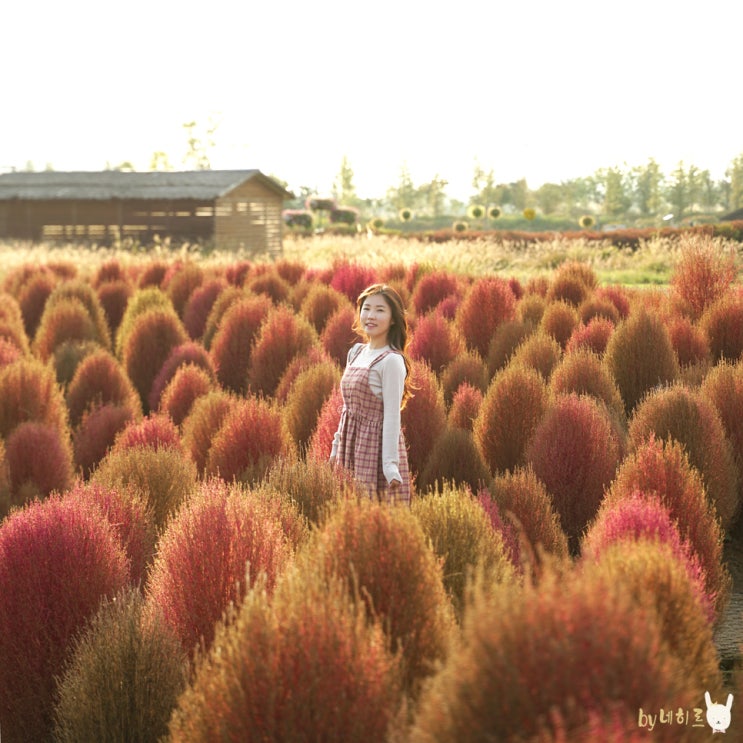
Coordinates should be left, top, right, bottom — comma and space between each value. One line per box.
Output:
714, 536, 743, 685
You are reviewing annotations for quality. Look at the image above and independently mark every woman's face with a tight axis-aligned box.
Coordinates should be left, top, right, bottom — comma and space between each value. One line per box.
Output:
359, 293, 393, 347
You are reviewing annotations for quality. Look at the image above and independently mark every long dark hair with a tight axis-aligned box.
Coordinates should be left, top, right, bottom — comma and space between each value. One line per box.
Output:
353, 283, 414, 407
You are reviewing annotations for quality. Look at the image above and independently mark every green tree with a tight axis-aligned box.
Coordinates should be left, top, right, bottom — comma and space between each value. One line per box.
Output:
665, 162, 694, 219
724, 153, 743, 212
598, 167, 631, 219
333, 156, 358, 205
472, 163, 500, 206
631, 159, 663, 218
508, 178, 529, 211
182, 117, 219, 170
419, 175, 448, 217
386, 164, 418, 211
534, 182, 563, 215
149, 151, 174, 171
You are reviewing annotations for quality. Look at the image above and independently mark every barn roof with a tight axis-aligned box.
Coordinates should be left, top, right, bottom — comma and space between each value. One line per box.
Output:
0, 170, 293, 201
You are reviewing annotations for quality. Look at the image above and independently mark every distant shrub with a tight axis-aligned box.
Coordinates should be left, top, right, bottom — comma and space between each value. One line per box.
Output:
148, 341, 214, 412
604, 306, 679, 414
137, 260, 168, 289
553, 260, 598, 293
112, 412, 183, 455
122, 309, 189, 412
628, 383, 740, 531
577, 295, 621, 325
525, 393, 625, 550
54, 589, 188, 743
699, 293, 743, 362
509, 330, 562, 381
485, 466, 570, 564
549, 348, 625, 423
0, 357, 68, 439
168, 565, 401, 742
666, 314, 710, 367
282, 360, 341, 451
146, 479, 292, 657
73, 404, 135, 478
181, 277, 227, 340
33, 296, 99, 362
604, 435, 730, 620
273, 257, 307, 285
306, 497, 454, 697
473, 363, 549, 475
565, 317, 615, 355
274, 345, 331, 403
409, 311, 464, 374
209, 294, 273, 393
307, 386, 343, 462
159, 364, 214, 427
96, 279, 132, 336
248, 306, 319, 396
0, 494, 129, 741
546, 274, 589, 307
412, 483, 514, 618
17, 269, 56, 338
517, 292, 546, 325
456, 277, 517, 358
5, 420, 74, 504
66, 348, 141, 428
328, 259, 379, 303
299, 283, 349, 332
401, 360, 448, 481
581, 540, 723, 693
539, 299, 579, 349
92, 258, 127, 287
115, 286, 174, 357
486, 318, 535, 376
409, 563, 699, 742
222, 259, 252, 286
595, 284, 631, 319
411, 269, 461, 315
320, 303, 364, 366
440, 350, 489, 405
245, 271, 292, 305
448, 382, 483, 430
67, 480, 157, 587
180, 389, 238, 475
206, 396, 294, 485
165, 261, 204, 318
418, 426, 492, 494
581, 492, 713, 622
670, 234, 736, 320
92, 446, 198, 529
42, 279, 112, 351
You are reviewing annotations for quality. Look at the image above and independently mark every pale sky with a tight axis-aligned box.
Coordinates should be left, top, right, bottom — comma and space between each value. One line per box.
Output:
2, 0, 741, 201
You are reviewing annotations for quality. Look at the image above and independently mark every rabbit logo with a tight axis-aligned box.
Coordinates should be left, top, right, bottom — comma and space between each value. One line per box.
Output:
705, 691, 733, 733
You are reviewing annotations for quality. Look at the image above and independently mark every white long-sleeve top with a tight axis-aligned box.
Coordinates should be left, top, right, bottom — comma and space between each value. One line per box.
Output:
331, 343, 406, 484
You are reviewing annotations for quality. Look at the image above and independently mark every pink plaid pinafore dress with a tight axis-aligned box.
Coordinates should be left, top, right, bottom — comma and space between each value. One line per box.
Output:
336, 347, 411, 505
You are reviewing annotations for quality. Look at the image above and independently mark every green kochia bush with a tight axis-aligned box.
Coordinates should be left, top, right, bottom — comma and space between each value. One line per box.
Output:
145, 479, 293, 658
53, 589, 188, 743
408, 563, 701, 742
0, 494, 130, 741
168, 567, 401, 742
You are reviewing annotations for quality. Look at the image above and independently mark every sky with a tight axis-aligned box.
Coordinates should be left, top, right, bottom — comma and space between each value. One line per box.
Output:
2, 0, 742, 202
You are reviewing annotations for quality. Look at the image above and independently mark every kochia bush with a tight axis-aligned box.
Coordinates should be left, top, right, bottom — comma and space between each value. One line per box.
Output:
455, 277, 517, 358
148, 341, 214, 412
73, 404, 135, 478
180, 390, 238, 475
409, 311, 464, 374
159, 363, 214, 427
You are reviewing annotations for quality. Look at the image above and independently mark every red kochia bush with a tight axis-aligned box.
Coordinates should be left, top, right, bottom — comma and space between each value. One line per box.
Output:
168, 566, 400, 742
565, 316, 615, 355
629, 383, 740, 531
328, 259, 379, 303
17, 269, 57, 338
122, 309, 189, 412
96, 279, 133, 336
401, 360, 448, 481
206, 396, 294, 484
299, 283, 349, 332
201, 285, 244, 350
581, 491, 714, 622
699, 293, 743, 362
411, 269, 461, 315
146, 479, 292, 657
307, 386, 343, 462
473, 362, 549, 475
182, 277, 228, 340
209, 294, 273, 394
409, 565, 697, 742
320, 303, 364, 366
73, 404, 135, 478
595, 284, 631, 319
66, 480, 157, 587
448, 382, 483, 430
159, 364, 214, 427
112, 412, 183, 455
0, 494, 129, 741
409, 311, 464, 374
274, 346, 331, 403
5, 421, 74, 504
164, 261, 204, 318
525, 393, 625, 551
455, 277, 517, 358
666, 314, 710, 367
604, 435, 730, 620
137, 260, 168, 289
66, 348, 142, 428
247, 305, 319, 396
148, 340, 215, 412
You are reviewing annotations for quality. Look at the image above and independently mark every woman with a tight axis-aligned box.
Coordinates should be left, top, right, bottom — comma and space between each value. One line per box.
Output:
330, 283, 412, 505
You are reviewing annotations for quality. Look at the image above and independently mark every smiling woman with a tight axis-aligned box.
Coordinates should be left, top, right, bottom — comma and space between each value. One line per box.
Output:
329, 284, 413, 505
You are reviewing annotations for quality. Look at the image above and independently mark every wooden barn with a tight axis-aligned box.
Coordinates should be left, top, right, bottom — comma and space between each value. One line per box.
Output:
0, 170, 293, 253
